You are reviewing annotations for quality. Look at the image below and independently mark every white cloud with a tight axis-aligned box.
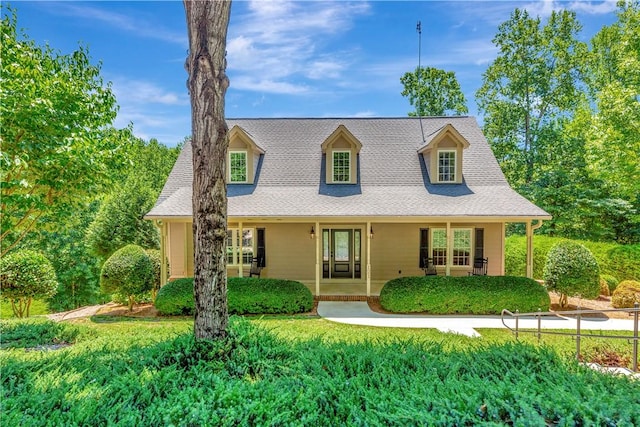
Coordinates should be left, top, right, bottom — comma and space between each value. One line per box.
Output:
568, 0, 618, 15
47, 3, 187, 46
111, 78, 189, 106
227, 1, 370, 95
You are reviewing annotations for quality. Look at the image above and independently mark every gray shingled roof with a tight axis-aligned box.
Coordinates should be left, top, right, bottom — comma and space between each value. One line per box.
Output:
147, 117, 550, 219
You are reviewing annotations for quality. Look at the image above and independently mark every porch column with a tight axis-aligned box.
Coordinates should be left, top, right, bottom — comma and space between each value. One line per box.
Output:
183, 223, 190, 277
526, 220, 544, 279
315, 221, 320, 296
156, 220, 168, 287
238, 222, 243, 278
366, 221, 371, 297
445, 221, 451, 276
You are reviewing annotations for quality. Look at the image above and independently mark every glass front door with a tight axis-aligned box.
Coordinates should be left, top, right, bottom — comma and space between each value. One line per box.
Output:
322, 228, 361, 279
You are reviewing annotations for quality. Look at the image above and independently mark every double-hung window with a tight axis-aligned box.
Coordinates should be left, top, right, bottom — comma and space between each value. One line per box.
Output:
229, 151, 247, 183
438, 150, 456, 182
332, 151, 350, 182
430, 228, 472, 266
226, 229, 254, 265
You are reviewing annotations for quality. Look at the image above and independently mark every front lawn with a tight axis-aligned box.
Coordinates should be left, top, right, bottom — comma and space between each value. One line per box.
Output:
1, 316, 638, 425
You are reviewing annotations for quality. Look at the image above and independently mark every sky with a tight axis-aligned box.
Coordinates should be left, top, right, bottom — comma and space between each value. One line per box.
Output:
9, 1, 620, 147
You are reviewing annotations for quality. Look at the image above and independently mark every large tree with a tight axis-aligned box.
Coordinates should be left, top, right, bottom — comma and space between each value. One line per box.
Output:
476, 9, 587, 190
184, 0, 232, 340
400, 67, 468, 116
0, 7, 130, 257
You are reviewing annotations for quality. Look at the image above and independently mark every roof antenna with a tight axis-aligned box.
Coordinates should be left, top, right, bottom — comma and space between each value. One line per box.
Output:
417, 21, 426, 144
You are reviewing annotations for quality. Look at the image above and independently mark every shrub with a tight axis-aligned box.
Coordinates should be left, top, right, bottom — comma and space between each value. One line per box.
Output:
611, 280, 640, 309
379, 276, 549, 314
543, 242, 600, 307
100, 245, 154, 311
228, 277, 313, 315
0, 250, 58, 318
606, 246, 640, 281
505, 236, 638, 282
0, 319, 81, 349
155, 277, 313, 316
600, 274, 619, 294
154, 278, 194, 316
599, 278, 610, 297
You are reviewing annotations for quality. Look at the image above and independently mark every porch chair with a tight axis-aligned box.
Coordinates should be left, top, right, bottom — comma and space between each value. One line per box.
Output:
249, 257, 263, 278
468, 257, 488, 276
423, 258, 438, 276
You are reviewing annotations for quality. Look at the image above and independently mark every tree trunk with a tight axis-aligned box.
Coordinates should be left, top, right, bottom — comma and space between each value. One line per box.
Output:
184, 0, 231, 340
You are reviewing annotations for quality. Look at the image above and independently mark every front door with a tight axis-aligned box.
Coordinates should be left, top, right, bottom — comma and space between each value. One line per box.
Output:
323, 228, 361, 279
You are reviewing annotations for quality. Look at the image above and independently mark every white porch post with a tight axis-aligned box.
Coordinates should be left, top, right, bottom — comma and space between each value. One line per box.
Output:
238, 222, 243, 278
526, 220, 544, 279
156, 220, 168, 287
366, 221, 371, 297
315, 221, 320, 296
445, 221, 451, 276
526, 221, 533, 279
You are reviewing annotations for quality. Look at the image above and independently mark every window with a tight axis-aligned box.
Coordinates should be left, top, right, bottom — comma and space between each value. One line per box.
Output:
438, 150, 456, 182
432, 229, 447, 266
229, 151, 247, 183
430, 228, 472, 266
452, 229, 471, 266
333, 151, 350, 182
226, 228, 254, 265
419, 228, 429, 268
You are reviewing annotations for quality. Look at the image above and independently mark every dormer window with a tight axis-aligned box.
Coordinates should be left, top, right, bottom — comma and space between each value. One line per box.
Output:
321, 125, 362, 184
438, 150, 456, 182
229, 151, 247, 183
417, 123, 469, 185
227, 126, 265, 184
333, 151, 351, 182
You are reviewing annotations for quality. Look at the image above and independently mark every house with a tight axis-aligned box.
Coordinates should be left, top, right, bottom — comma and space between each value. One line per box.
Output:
146, 117, 550, 296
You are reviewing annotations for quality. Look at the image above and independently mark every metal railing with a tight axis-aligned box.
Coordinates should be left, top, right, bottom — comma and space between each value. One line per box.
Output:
501, 302, 639, 372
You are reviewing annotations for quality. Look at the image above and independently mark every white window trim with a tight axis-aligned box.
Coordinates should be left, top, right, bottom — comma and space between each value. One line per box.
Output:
332, 150, 351, 183
430, 228, 472, 267
229, 150, 248, 183
437, 149, 456, 183
227, 228, 255, 266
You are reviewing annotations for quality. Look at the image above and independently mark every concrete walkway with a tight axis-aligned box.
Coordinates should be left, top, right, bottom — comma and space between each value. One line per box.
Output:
47, 303, 115, 322
317, 301, 638, 338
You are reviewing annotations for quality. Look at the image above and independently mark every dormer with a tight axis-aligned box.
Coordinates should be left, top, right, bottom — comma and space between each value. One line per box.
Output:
228, 125, 265, 184
321, 125, 362, 184
417, 124, 469, 184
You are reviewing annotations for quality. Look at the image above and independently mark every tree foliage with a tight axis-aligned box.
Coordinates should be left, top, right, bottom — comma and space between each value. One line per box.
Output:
0, 250, 57, 317
100, 244, 154, 311
476, 9, 587, 188
400, 67, 468, 116
86, 177, 160, 262
0, 7, 132, 256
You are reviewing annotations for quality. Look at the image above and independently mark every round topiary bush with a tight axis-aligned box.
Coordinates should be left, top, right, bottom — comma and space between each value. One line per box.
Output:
543, 242, 600, 307
155, 278, 194, 315
599, 278, 610, 297
0, 250, 58, 318
100, 244, 154, 311
600, 274, 619, 294
611, 280, 640, 309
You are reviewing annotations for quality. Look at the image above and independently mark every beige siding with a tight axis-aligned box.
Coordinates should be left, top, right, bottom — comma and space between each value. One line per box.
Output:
164, 219, 507, 287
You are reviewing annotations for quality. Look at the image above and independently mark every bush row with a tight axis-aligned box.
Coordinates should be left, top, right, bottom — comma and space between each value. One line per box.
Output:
155, 277, 313, 316
505, 235, 639, 281
379, 276, 550, 314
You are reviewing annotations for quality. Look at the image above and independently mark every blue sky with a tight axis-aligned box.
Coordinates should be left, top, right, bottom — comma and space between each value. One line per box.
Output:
11, 1, 619, 146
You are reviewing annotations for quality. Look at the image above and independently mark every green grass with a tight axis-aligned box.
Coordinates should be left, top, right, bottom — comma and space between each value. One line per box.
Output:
2, 316, 638, 425
0, 299, 49, 319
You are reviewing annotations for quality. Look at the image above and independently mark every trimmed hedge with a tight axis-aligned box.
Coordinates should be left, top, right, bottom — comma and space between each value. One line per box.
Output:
155, 277, 313, 316
611, 280, 640, 309
600, 274, 619, 294
379, 276, 550, 314
505, 235, 639, 281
